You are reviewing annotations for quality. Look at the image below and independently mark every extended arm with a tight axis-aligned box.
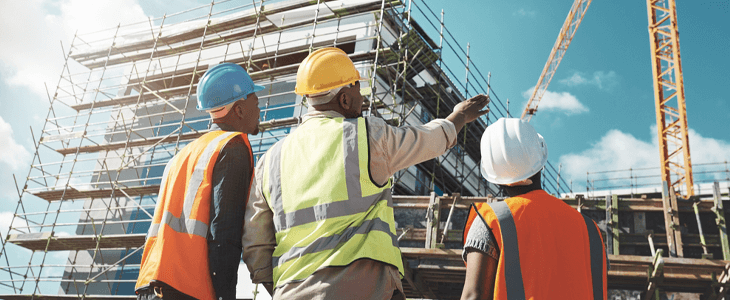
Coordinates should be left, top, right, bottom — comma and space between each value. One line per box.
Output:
367, 94, 490, 185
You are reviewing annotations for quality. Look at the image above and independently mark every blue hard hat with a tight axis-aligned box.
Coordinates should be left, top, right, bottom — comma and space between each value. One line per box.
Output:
196, 63, 265, 111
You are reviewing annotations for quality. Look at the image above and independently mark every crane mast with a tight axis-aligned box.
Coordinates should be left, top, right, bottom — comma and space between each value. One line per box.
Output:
647, 0, 694, 259
521, 0, 592, 122
646, 0, 694, 199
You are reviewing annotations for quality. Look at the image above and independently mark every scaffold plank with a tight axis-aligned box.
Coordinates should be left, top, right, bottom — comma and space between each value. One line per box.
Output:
400, 248, 730, 298
31, 185, 161, 201
76, 0, 398, 69
69, 0, 343, 63
68, 48, 388, 112
7, 233, 145, 251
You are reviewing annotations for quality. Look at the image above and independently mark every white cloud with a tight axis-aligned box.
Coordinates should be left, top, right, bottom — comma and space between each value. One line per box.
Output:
559, 126, 730, 192
0, 0, 149, 97
0, 211, 32, 237
559, 71, 618, 90
513, 8, 536, 17
522, 87, 589, 115
0, 116, 31, 171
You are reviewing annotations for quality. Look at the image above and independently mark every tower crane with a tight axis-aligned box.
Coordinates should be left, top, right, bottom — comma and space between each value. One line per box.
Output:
520, 0, 592, 122
518, 0, 695, 259
646, 0, 694, 258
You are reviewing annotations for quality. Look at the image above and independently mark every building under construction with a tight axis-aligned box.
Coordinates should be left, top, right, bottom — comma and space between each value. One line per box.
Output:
1, 0, 729, 299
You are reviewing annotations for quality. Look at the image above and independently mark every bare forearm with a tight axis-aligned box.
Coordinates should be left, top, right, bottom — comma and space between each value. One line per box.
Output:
461, 251, 497, 300
447, 112, 468, 133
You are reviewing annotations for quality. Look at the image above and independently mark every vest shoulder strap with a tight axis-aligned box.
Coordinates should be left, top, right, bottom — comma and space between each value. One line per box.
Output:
488, 201, 526, 300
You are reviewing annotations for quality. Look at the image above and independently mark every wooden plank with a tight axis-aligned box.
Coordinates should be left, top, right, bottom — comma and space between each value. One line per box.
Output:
7, 233, 145, 251
31, 185, 161, 202
400, 248, 729, 297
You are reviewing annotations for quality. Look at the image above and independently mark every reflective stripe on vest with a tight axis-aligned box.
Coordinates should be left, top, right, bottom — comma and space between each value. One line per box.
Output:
464, 193, 607, 299
136, 130, 252, 300
263, 117, 403, 287
487, 201, 526, 300
146, 131, 237, 239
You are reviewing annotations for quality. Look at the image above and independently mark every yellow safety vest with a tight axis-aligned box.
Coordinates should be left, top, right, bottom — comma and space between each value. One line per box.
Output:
262, 117, 404, 288
136, 131, 253, 300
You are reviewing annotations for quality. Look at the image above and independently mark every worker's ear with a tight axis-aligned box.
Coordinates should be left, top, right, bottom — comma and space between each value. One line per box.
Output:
338, 92, 351, 110
233, 101, 245, 119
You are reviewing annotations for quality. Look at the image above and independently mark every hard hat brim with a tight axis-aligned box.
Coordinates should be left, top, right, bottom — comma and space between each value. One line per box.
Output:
197, 84, 266, 111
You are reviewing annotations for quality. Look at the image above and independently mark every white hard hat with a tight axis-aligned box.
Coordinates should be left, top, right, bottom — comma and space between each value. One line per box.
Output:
480, 118, 548, 185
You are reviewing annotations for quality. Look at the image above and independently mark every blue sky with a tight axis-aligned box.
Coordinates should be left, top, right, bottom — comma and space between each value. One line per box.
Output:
0, 0, 728, 295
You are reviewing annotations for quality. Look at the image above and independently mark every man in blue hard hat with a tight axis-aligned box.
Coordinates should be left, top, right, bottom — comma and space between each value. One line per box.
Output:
136, 63, 276, 300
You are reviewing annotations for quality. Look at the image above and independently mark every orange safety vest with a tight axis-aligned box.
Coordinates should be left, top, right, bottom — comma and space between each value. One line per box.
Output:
463, 190, 607, 300
135, 131, 253, 300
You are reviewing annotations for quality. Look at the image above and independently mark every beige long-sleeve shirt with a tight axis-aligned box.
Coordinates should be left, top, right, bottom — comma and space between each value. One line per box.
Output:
242, 110, 457, 299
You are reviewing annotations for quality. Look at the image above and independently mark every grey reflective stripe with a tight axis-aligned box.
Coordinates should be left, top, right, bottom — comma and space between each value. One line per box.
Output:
147, 132, 236, 239
489, 201, 526, 300
183, 132, 237, 221
147, 159, 174, 239
272, 218, 397, 268
267, 141, 286, 232
266, 119, 391, 231
342, 119, 361, 202
147, 210, 209, 239
583, 214, 604, 300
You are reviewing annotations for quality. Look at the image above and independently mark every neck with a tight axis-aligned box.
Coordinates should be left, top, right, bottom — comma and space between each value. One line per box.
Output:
501, 171, 543, 197
211, 121, 237, 132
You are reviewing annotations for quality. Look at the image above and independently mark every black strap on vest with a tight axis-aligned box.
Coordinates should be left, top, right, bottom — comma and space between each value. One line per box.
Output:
582, 214, 605, 300
488, 201, 526, 300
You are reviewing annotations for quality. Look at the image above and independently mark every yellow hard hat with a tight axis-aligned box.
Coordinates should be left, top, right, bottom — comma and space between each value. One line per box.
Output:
295, 47, 362, 96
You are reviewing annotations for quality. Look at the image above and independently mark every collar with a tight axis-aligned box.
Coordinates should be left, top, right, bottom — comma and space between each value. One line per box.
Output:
301, 110, 349, 124
210, 122, 236, 132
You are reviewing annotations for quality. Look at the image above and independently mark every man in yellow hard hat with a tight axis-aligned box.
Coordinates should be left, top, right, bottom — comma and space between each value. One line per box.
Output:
246, 47, 489, 299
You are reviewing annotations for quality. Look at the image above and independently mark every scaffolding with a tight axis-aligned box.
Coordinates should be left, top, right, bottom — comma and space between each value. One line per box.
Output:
0, 0, 587, 299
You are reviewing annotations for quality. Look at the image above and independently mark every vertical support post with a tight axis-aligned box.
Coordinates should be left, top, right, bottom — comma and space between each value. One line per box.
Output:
612, 194, 619, 255
662, 182, 680, 257
605, 195, 612, 254
670, 189, 684, 257
557, 163, 562, 195
441, 193, 460, 244
606, 194, 619, 255
576, 194, 584, 213
693, 200, 709, 258
506, 98, 510, 117
425, 192, 441, 249
367, 0, 387, 117
713, 181, 730, 260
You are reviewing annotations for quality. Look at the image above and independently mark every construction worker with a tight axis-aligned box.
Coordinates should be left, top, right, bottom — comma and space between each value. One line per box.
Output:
135, 63, 275, 300
461, 118, 608, 300
241, 47, 489, 300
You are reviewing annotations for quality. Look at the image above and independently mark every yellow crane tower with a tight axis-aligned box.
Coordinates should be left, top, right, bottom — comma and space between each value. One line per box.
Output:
520, 0, 695, 259
646, 0, 694, 258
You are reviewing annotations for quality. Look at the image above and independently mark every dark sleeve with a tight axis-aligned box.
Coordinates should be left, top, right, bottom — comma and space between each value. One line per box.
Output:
208, 136, 252, 300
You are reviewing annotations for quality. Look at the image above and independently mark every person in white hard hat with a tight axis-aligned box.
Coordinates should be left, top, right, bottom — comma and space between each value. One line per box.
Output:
460, 118, 608, 300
